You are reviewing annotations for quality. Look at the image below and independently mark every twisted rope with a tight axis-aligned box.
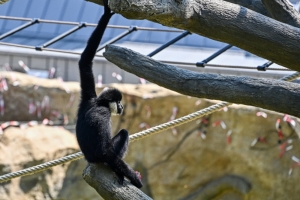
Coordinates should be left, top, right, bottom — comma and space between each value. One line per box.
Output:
281, 72, 300, 81
130, 71, 300, 142
0, 72, 299, 183
0, 152, 84, 183
129, 101, 231, 142
0, 102, 230, 183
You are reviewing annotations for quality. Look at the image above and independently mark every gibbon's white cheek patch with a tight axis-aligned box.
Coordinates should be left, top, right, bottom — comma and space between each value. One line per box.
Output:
103, 87, 109, 91
109, 102, 118, 115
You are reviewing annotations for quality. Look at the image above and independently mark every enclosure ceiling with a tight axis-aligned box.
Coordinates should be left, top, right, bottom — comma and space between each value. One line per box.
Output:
0, 15, 291, 73
0, 0, 293, 72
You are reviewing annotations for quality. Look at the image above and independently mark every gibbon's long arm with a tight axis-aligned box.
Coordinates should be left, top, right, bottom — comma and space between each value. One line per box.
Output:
78, 6, 114, 101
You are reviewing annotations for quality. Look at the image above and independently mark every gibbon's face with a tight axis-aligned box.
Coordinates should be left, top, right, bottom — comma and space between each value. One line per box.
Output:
109, 101, 123, 115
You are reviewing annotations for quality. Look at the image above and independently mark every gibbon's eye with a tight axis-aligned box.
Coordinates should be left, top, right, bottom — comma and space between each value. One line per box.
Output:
117, 101, 123, 114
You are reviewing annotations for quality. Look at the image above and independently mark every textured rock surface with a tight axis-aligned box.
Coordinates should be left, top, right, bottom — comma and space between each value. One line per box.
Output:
0, 72, 300, 200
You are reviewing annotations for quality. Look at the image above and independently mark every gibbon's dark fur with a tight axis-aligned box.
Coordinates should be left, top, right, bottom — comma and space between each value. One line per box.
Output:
76, 2, 143, 188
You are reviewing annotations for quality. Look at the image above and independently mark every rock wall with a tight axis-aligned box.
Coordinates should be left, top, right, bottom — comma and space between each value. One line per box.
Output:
0, 72, 300, 200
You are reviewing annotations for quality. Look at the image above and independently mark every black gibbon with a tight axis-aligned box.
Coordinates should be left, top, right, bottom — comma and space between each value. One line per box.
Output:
76, 1, 143, 188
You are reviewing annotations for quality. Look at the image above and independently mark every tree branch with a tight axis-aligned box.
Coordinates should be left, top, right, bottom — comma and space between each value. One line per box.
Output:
103, 45, 300, 118
261, 0, 300, 27
89, 0, 267, 15
83, 163, 152, 200
99, 0, 300, 71
224, 0, 270, 17
91, 0, 300, 27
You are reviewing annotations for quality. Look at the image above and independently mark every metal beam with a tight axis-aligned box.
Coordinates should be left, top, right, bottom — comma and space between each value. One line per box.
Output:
257, 61, 274, 71
196, 44, 233, 67
147, 31, 191, 57
35, 23, 86, 50
97, 26, 137, 52
0, 18, 39, 40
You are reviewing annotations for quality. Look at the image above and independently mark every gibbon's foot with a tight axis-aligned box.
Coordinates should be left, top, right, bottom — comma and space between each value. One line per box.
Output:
131, 171, 143, 188
116, 171, 143, 188
135, 171, 142, 180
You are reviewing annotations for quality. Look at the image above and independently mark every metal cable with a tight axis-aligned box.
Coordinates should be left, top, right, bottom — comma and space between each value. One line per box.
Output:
0, 71, 299, 183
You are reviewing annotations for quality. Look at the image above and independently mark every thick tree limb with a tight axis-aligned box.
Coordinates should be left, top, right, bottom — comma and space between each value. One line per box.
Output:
225, 0, 300, 28
90, 0, 300, 27
99, 0, 300, 71
90, 0, 267, 16
261, 0, 300, 27
224, 0, 270, 17
83, 163, 152, 200
104, 45, 300, 118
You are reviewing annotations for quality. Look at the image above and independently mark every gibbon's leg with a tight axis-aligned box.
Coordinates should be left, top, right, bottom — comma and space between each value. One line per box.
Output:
111, 129, 129, 185
104, 149, 143, 188
112, 129, 129, 159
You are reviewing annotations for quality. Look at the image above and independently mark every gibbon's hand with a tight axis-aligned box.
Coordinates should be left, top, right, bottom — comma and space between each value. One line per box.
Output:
103, 0, 115, 17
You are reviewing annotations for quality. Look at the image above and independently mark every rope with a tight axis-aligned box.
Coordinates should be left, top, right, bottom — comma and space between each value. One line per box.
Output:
0, 152, 84, 183
129, 101, 231, 142
0, 71, 299, 183
281, 72, 300, 82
